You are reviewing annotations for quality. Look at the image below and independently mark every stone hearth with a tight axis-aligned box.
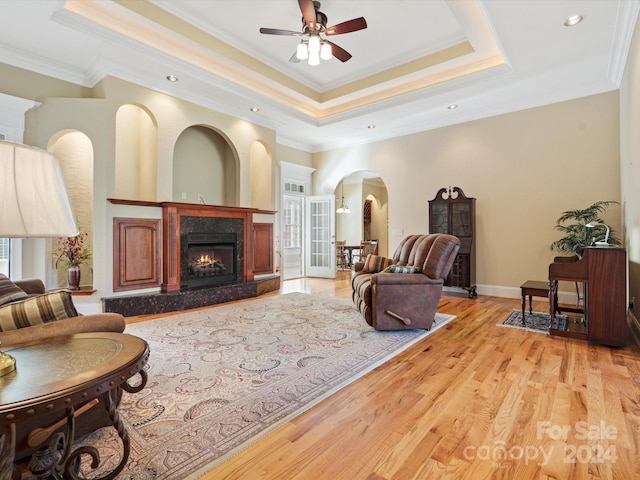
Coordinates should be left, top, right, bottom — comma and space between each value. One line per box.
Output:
102, 276, 280, 316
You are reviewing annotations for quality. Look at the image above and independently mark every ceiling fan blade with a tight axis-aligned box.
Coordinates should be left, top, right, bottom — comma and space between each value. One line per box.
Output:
327, 41, 352, 62
325, 17, 367, 35
259, 27, 304, 36
298, 0, 317, 29
289, 52, 302, 63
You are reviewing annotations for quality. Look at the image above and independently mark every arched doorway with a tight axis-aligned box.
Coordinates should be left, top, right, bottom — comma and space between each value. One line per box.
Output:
335, 171, 388, 258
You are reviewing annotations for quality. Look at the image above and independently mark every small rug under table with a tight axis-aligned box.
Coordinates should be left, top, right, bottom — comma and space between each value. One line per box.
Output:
500, 309, 568, 333
76, 292, 456, 479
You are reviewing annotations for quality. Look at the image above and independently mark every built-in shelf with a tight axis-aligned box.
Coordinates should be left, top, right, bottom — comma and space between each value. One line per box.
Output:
71, 287, 96, 296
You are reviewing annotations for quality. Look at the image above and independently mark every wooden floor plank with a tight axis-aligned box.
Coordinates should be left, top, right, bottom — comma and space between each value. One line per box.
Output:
126, 273, 640, 480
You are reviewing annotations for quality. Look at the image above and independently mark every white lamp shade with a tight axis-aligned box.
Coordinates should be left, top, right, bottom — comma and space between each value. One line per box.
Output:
308, 34, 320, 52
296, 42, 308, 60
308, 50, 320, 66
320, 42, 332, 60
0, 141, 78, 238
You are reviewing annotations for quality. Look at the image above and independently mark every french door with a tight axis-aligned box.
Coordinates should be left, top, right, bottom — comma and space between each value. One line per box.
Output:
282, 194, 304, 280
305, 195, 336, 278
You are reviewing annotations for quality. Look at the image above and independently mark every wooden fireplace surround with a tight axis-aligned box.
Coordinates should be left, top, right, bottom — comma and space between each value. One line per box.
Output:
108, 199, 276, 293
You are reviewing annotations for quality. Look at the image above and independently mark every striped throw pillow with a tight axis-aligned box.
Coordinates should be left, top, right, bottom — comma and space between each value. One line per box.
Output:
363, 254, 393, 273
0, 290, 78, 332
0, 274, 27, 306
382, 265, 421, 274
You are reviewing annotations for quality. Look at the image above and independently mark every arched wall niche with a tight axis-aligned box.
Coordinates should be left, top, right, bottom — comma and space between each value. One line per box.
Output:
250, 140, 274, 210
172, 125, 238, 206
46, 130, 94, 288
114, 104, 158, 201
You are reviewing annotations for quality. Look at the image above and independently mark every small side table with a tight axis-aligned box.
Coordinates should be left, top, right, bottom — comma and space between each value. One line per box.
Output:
0, 332, 149, 480
520, 280, 550, 325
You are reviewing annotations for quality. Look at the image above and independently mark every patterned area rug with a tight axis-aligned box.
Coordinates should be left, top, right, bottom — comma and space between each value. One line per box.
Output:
76, 292, 456, 479
500, 309, 568, 333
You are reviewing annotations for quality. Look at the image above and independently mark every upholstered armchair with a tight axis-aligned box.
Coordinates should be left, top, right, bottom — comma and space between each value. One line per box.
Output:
352, 234, 460, 330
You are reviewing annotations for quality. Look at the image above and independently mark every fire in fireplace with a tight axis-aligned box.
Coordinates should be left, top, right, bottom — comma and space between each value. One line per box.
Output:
185, 232, 237, 288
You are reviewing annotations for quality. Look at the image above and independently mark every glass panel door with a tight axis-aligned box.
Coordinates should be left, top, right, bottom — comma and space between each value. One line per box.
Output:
282, 194, 304, 280
305, 195, 336, 278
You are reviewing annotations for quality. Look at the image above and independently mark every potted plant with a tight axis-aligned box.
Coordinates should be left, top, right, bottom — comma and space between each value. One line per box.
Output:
550, 200, 620, 258
55, 230, 92, 290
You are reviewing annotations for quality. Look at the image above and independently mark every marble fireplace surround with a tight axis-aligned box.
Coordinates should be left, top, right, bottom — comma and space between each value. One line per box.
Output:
162, 202, 260, 292
104, 200, 279, 316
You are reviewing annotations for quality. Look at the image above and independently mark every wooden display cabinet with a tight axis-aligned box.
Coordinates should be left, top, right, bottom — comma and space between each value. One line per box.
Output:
428, 186, 477, 297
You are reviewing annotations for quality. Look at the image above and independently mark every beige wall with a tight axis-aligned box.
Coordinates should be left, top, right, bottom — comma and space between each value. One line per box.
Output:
621, 15, 640, 316
115, 104, 157, 201
250, 141, 274, 210
276, 144, 313, 168
313, 92, 621, 298
173, 125, 235, 205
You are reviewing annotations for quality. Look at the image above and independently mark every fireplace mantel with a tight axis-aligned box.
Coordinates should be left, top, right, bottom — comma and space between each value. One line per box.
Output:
108, 199, 276, 293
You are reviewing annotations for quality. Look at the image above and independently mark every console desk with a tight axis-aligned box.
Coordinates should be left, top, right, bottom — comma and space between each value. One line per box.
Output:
0, 332, 149, 479
549, 246, 627, 347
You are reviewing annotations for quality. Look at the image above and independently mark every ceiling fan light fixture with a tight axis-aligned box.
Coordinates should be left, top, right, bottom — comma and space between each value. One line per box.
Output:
308, 33, 321, 52
259, 2, 366, 65
296, 42, 309, 59
308, 50, 320, 66
320, 42, 332, 60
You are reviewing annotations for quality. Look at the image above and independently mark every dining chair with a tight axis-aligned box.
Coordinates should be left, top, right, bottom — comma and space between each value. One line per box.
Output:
352, 240, 378, 265
336, 240, 348, 270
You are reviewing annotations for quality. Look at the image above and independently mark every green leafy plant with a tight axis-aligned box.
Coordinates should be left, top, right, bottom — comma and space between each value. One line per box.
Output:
550, 200, 620, 256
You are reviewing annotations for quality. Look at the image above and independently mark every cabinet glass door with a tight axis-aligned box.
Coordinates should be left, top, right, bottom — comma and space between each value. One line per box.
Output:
430, 204, 449, 234
451, 203, 471, 236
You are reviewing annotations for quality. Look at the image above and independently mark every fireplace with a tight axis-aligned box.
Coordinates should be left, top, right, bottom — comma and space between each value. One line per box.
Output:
105, 200, 280, 314
180, 215, 244, 290
186, 232, 236, 288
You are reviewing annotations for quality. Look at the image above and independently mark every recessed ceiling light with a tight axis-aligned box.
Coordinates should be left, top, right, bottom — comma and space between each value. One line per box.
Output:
447, 104, 458, 110
367, 124, 375, 129
166, 75, 179, 82
250, 107, 259, 112
564, 15, 583, 27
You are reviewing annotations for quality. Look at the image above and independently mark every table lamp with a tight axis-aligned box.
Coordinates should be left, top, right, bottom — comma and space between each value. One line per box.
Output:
585, 221, 611, 246
0, 140, 78, 375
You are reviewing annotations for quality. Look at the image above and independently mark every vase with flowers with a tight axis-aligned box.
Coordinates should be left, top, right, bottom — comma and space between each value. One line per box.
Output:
55, 230, 92, 290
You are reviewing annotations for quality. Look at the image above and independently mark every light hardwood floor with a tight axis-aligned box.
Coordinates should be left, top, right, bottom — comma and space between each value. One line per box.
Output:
131, 273, 640, 480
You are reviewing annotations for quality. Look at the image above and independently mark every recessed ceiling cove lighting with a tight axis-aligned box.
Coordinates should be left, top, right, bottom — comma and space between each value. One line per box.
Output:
564, 15, 583, 27
166, 75, 179, 82
447, 104, 458, 110
250, 107, 259, 112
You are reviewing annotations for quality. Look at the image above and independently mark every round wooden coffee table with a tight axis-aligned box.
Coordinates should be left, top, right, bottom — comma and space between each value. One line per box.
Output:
0, 332, 149, 480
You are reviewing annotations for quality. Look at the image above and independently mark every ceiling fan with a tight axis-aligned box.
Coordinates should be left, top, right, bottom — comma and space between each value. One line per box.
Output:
259, 0, 367, 65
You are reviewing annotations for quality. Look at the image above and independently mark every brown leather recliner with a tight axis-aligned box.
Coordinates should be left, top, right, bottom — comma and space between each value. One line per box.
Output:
352, 234, 460, 330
